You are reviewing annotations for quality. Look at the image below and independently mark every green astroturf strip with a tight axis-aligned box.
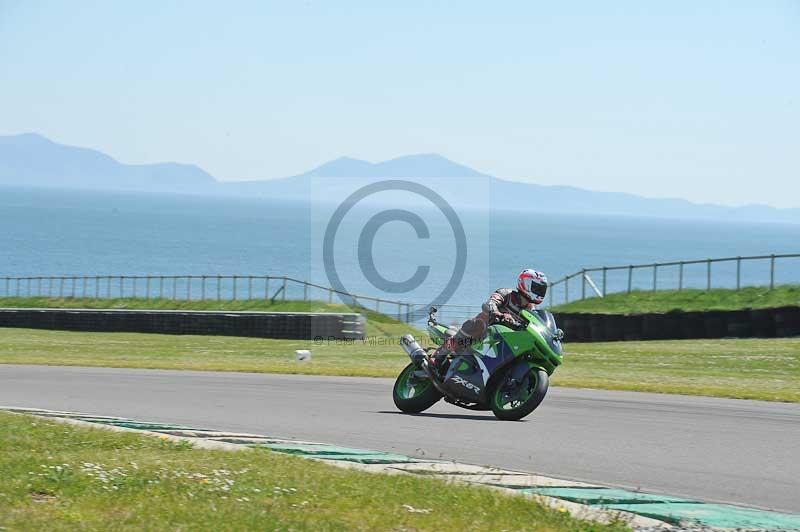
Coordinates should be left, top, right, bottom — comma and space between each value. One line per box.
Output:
93, 420, 204, 431
604, 502, 800, 530
521, 487, 800, 530
520, 487, 696, 504
255, 443, 379, 455
215, 437, 306, 444
255, 443, 418, 463
317, 454, 418, 464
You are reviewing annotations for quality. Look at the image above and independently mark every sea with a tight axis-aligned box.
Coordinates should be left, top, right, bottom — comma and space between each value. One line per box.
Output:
1, 186, 798, 319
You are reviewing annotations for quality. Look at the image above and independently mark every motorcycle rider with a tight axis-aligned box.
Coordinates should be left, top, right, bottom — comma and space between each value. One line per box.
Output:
429, 269, 549, 368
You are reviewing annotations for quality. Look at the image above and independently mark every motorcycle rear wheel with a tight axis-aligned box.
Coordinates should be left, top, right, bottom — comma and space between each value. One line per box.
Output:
490, 366, 549, 421
393, 363, 442, 414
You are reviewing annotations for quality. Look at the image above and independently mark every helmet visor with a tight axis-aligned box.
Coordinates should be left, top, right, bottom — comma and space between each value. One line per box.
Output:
530, 281, 547, 299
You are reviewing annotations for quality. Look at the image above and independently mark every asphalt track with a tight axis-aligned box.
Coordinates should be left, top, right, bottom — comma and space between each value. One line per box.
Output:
1, 364, 798, 513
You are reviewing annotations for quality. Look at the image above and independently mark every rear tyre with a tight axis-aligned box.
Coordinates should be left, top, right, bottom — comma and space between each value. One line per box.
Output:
393, 363, 442, 413
490, 366, 549, 421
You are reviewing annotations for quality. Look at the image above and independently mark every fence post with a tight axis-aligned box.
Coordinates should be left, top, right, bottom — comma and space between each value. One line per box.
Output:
706, 259, 711, 291
186, 276, 192, 300
397, 302, 401, 321
678, 262, 684, 291
248, 276, 253, 300
144, 276, 150, 300
172, 277, 177, 300
770, 254, 775, 290
233, 276, 238, 300
303, 281, 308, 301
107, 276, 112, 298
602, 267, 607, 297
71, 277, 77, 298
282, 277, 287, 301
736, 257, 741, 290
263, 277, 269, 301
328, 288, 333, 304
627, 265, 633, 293
652, 264, 657, 292
132, 276, 137, 298
201, 276, 206, 300
37, 277, 42, 297
375, 299, 380, 312
581, 269, 586, 300
60, 277, 65, 298
218, 276, 222, 301
565, 275, 570, 303
95, 276, 100, 299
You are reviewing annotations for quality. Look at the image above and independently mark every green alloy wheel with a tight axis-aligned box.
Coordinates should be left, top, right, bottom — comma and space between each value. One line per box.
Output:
393, 363, 442, 413
490, 366, 549, 421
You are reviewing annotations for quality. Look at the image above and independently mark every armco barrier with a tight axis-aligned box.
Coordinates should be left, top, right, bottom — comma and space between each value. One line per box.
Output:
556, 306, 800, 342
0, 308, 365, 340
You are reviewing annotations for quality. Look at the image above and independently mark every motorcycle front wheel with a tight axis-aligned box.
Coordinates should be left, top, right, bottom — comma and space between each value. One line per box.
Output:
490, 366, 549, 421
393, 363, 442, 413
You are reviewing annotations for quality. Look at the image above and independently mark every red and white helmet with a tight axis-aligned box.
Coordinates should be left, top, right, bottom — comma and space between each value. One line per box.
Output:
517, 269, 548, 305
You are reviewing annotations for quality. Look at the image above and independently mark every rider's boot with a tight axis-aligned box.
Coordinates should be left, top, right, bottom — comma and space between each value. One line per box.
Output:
428, 338, 452, 367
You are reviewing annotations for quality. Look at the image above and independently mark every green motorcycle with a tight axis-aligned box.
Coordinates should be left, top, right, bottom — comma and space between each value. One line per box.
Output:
394, 307, 564, 421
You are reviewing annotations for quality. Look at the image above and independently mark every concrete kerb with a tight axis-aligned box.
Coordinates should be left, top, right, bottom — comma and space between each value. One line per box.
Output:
3, 406, 669, 530
6, 410, 248, 452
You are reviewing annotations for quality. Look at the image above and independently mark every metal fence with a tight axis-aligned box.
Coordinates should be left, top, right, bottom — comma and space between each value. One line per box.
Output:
0, 274, 416, 323
547, 253, 800, 306
3, 251, 797, 326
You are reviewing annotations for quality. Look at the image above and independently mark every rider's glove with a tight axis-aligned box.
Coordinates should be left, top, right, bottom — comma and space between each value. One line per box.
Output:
499, 312, 518, 326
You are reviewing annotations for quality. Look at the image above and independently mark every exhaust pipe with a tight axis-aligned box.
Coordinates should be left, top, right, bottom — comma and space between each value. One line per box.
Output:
401, 334, 451, 396
400, 334, 426, 365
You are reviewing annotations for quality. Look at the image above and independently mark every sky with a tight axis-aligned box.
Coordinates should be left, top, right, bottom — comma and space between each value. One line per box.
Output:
1, 1, 798, 207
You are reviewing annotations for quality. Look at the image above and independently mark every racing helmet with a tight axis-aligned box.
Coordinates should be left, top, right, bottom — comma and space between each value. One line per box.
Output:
517, 269, 548, 305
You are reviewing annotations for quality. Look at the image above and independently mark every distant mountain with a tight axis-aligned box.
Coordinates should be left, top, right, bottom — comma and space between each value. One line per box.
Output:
293, 153, 490, 179
0, 133, 217, 194
1, 133, 798, 223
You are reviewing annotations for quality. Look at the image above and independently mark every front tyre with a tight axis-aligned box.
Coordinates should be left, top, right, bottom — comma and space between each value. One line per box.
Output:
490, 366, 549, 421
393, 363, 442, 414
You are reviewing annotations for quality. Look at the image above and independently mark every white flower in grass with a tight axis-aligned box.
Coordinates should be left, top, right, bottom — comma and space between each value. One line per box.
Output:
402, 504, 432, 514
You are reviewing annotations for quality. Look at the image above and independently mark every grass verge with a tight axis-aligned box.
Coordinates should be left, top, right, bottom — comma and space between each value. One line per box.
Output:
551, 286, 800, 314
0, 411, 623, 531
0, 328, 797, 402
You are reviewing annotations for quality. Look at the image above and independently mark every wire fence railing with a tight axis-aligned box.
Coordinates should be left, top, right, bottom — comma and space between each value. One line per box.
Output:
2, 252, 797, 326
0, 274, 416, 323
546, 253, 800, 306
